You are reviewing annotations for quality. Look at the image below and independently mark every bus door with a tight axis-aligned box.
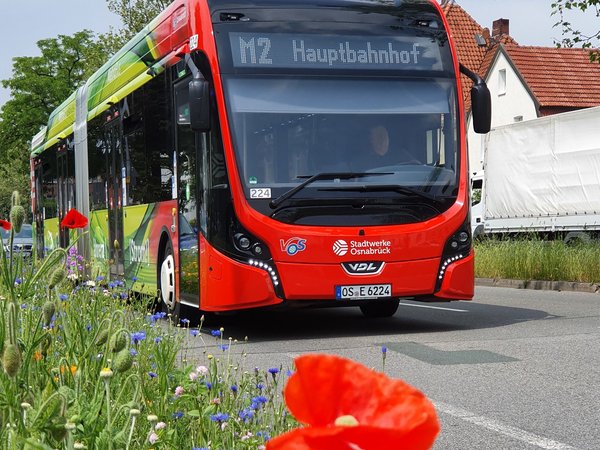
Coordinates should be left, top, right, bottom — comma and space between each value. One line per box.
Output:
174, 77, 200, 305
104, 110, 125, 279
56, 140, 75, 248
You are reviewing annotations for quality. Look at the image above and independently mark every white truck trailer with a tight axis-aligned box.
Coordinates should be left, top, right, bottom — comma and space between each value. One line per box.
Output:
471, 106, 600, 242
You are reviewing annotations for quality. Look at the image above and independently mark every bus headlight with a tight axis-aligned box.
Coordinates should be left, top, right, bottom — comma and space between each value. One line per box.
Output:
435, 216, 472, 291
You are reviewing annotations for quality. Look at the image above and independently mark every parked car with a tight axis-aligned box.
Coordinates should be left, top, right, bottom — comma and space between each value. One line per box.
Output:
1, 223, 33, 258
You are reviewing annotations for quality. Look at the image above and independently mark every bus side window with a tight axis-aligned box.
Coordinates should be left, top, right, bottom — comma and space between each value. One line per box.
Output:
143, 74, 173, 202
87, 118, 108, 210
122, 92, 145, 205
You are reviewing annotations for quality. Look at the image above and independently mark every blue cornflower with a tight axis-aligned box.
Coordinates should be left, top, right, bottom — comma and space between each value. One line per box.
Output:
154, 336, 162, 344
120, 292, 128, 299
210, 413, 229, 423
205, 382, 212, 390
14, 277, 22, 285
96, 275, 104, 282
86, 324, 92, 332
219, 344, 229, 351
268, 367, 279, 375
256, 431, 271, 441
21, 303, 27, 310
59, 294, 68, 301
173, 411, 184, 419
251, 395, 268, 409
256, 382, 265, 390
210, 329, 221, 337
231, 385, 238, 393
150, 312, 167, 323
131, 331, 146, 344
382, 345, 388, 355
286, 369, 294, 377
148, 372, 158, 378
130, 348, 138, 356
190, 329, 199, 337
131, 276, 138, 282
239, 408, 255, 422
180, 318, 190, 325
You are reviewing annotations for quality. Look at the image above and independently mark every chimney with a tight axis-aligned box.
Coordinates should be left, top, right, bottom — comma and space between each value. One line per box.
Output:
492, 18, 509, 39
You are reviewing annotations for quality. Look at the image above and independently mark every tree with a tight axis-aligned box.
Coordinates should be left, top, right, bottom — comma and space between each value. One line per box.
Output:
101, 0, 173, 55
552, 0, 600, 61
0, 31, 103, 217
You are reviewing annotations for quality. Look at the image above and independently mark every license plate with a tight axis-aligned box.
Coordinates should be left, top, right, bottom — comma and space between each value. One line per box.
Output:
336, 284, 392, 300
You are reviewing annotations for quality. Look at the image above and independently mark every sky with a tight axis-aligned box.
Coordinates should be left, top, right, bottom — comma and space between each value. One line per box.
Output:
0, 0, 598, 107
0, 0, 121, 107
453, 0, 598, 47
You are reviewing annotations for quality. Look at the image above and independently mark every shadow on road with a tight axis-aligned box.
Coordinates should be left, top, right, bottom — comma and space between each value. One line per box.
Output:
180, 298, 556, 343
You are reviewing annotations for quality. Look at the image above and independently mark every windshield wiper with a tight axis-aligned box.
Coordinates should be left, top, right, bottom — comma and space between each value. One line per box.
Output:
318, 184, 446, 205
269, 172, 392, 209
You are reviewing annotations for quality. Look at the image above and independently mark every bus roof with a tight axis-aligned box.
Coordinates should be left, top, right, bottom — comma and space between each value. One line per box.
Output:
33, 0, 441, 156
208, 0, 434, 7
34, 0, 190, 155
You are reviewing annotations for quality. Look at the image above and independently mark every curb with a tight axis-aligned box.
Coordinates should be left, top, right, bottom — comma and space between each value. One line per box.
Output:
475, 278, 600, 294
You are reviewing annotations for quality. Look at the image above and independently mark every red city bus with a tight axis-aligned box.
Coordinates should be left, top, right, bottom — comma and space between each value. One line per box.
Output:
31, 0, 490, 318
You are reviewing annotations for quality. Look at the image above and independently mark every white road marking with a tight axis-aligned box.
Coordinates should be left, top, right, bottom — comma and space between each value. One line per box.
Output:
399, 303, 468, 312
434, 401, 578, 450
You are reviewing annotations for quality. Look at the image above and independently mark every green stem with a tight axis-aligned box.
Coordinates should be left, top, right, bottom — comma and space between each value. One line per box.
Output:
126, 416, 136, 450
105, 379, 113, 450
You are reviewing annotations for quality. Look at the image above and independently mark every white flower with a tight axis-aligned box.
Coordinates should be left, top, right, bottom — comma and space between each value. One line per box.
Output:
149, 432, 159, 444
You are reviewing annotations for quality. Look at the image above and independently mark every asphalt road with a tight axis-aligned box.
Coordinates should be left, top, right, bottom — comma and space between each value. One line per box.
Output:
181, 287, 600, 450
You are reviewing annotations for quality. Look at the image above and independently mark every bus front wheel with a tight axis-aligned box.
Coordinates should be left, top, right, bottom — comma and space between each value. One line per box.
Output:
159, 239, 180, 322
359, 299, 399, 318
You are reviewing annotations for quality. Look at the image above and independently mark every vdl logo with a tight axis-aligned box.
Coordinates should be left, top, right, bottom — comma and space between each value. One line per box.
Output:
332, 240, 348, 256
280, 237, 307, 256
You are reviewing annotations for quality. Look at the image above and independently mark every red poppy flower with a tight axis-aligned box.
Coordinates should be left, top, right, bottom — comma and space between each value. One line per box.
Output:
0, 219, 11, 231
266, 354, 440, 450
60, 209, 88, 229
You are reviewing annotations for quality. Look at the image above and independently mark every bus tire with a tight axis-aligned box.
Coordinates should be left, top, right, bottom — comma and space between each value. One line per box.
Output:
359, 299, 399, 318
159, 239, 180, 322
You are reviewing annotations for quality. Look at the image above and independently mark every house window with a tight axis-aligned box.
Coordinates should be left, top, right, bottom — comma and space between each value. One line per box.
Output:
498, 69, 507, 96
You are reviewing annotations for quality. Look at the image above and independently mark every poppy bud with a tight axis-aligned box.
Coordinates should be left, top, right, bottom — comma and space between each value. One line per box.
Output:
114, 348, 133, 373
110, 331, 127, 353
9, 205, 25, 234
42, 301, 56, 326
11, 191, 20, 207
95, 329, 109, 346
3, 342, 22, 377
49, 267, 67, 289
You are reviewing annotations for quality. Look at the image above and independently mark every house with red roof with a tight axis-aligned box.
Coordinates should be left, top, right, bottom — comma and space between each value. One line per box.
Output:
441, 2, 600, 174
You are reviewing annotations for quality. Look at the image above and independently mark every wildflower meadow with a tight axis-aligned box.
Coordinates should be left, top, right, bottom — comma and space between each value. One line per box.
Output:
0, 193, 439, 449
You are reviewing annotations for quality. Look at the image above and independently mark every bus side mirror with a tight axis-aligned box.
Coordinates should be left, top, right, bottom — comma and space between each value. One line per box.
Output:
471, 82, 491, 134
189, 78, 210, 132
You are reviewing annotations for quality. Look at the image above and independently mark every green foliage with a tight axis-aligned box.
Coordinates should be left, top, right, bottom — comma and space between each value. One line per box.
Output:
0, 31, 104, 217
475, 237, 600, 282
0, 236, 298, 448
551, 0, 600, 62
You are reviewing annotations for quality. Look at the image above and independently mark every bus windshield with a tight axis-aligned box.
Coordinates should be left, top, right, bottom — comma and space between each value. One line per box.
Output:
217, 21, 459, 223
223, 76, 458, 209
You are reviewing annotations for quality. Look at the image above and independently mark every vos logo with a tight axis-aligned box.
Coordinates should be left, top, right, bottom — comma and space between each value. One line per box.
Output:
280, 237, 307, 256
341, 261, 385, 276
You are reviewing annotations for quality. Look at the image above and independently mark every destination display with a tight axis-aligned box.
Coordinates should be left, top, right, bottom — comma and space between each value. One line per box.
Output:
229, 32, 444, 71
